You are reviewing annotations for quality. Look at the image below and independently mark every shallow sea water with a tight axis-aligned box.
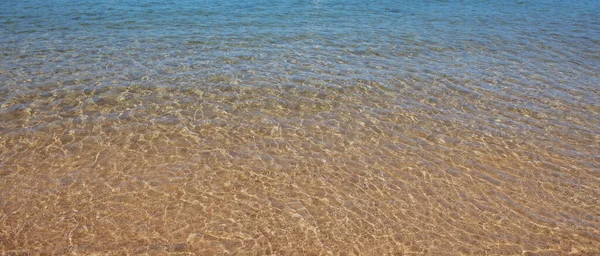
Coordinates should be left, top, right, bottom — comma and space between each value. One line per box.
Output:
1, 0, 600, 254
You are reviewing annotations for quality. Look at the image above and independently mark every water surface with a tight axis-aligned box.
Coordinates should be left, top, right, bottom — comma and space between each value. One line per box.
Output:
1, 0, 600, 254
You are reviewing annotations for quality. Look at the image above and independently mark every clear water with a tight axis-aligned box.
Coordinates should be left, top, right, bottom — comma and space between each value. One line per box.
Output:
1, 0, 599, 254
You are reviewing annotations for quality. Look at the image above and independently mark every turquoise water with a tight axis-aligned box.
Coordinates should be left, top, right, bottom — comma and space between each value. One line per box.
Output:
2, 0, 599, 92
1, 0, 600, 254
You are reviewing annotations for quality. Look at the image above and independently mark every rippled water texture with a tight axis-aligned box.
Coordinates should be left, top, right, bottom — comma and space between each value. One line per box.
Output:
1, 0, 600, 254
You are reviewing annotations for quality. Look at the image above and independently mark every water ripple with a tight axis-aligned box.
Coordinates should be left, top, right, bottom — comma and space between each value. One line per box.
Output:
1, 0, 600, 254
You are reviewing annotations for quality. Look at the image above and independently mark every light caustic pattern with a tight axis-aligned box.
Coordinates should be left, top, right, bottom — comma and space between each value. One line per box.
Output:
1, 0, 600, 254
1, 79, 599, 255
